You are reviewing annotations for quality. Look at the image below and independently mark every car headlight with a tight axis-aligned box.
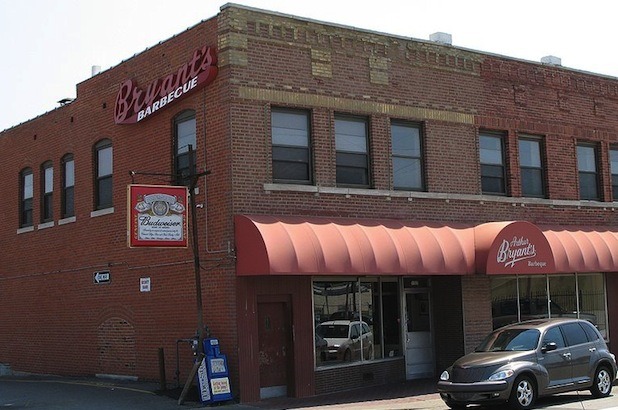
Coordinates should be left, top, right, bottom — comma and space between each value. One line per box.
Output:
488, 369, 514, 381
440, 370, 450, 381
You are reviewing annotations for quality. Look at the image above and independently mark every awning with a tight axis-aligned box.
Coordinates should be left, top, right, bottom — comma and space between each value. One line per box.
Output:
542, 227, 618, 273
234, 215, 476, 275
234, 215, 618, 276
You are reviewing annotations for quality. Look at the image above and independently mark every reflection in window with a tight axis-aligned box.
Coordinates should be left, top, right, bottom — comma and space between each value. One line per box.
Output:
480, 132, 506, 195
490, 274, 607, 338
313, 280, 400, 367
577, 143, 600, 200
519, 136, 545, 198
271, 108, 312, 184
94, 139, 113, 210
41, 161, 53, 222
62, 154, 75, 218
335, 116, 370, 187
392, 122, 423, 190
611, 147, 618, 201
20, 168, 33, 227
174, 110, 196, 186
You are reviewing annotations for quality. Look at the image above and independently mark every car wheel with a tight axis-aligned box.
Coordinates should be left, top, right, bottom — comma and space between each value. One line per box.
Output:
509, 375, 535, 410
590, 366, 613, 398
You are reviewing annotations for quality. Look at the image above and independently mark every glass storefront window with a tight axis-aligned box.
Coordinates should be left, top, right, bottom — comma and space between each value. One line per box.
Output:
490, 274, 608, 339
313, 279, 401, 367
578, 274, 607, 337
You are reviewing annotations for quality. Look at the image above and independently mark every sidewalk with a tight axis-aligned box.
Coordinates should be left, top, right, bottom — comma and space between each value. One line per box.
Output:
1, 373, 445, 410
193, 378, 444, 409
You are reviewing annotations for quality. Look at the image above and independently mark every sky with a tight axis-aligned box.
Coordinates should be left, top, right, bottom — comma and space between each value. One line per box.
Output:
1, 0, 618, 131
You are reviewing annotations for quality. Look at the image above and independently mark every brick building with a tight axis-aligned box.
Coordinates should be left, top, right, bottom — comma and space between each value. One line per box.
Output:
2, 3, 618, 403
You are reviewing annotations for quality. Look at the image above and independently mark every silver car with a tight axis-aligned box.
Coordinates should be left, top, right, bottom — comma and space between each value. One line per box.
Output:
437, 318, 616, 409
315, 320, 373, 362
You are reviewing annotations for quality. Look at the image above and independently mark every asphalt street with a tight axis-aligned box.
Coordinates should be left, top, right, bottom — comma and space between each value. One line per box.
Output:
3, 375, 618, 410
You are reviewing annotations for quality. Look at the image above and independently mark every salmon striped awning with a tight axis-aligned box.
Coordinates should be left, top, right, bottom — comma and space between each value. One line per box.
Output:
234, 215, 476, 275
234, 215, 618, 276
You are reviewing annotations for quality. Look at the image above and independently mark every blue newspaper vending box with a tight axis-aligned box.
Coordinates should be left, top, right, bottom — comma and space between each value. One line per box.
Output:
195, 338, 233, 404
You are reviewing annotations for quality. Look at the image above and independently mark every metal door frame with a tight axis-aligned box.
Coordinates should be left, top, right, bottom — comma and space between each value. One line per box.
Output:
402, 279, 435, 379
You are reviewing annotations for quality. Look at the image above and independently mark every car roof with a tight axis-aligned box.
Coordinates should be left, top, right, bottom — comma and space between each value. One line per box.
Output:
501, 317, 589, 331
317, 320, 366, 326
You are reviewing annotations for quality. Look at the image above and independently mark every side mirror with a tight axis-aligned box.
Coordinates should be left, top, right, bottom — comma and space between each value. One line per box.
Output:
542, 342, 557, 353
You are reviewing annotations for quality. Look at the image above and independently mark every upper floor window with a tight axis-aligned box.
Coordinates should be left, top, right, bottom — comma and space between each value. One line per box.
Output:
62, 154, 75, 218
20, 168, 33, 227
391, 121, 423, 190
336, 115, 370, 188
519, 136, 546, 198
94, 139, 113, 210
610, 146, 618, 201
174, 110, 196, 186
41, 161, 53, 222
271, 108, 312, 184
577, 143, 600, 200
479, 132, 506, 195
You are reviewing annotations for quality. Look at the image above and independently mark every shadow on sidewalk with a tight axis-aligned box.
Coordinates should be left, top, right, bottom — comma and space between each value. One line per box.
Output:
243, 378, 439, 409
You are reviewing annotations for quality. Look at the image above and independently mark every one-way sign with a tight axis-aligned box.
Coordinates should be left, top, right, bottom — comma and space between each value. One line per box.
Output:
93, 270, 111, 284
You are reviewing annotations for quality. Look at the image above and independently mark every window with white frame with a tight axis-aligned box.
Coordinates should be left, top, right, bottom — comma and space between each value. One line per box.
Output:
392, 121, 423, 190
41, 161, 53, 222
94, 139, 113, 210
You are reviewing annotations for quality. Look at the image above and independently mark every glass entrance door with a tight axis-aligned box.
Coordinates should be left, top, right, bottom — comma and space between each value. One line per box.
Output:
404, 290, 434, 379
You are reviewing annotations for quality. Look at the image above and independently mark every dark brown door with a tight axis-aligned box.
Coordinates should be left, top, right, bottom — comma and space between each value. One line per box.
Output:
257, 299, 292, 398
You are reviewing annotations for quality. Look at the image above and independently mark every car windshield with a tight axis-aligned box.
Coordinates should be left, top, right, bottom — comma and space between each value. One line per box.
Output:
475, 328, 540, 352
316, 324, 348, 338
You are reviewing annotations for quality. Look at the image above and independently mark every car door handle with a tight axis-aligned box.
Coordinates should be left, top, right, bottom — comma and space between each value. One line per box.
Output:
562, 353, 571, 359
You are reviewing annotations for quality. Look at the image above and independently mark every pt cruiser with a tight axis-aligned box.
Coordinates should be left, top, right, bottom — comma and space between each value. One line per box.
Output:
437, 318, 616, 409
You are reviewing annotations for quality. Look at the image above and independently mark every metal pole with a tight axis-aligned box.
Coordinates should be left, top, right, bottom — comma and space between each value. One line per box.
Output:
178, 145, 210, 405
188, 156, 205, 355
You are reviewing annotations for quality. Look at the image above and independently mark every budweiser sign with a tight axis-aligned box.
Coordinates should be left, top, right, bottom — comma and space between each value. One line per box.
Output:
128, 184, 188, 248
114, 45, 218, 124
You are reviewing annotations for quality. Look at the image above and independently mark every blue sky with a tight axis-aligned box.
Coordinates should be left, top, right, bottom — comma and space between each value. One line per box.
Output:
1, 0, 617, 131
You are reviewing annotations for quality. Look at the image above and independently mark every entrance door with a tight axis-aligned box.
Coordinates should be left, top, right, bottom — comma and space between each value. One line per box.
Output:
404, 290, 434, 379
257, 299, 292, 399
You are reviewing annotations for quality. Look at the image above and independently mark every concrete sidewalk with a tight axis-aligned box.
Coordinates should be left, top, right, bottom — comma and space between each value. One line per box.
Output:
214, 378, 444, 410
1, 373, 445, 410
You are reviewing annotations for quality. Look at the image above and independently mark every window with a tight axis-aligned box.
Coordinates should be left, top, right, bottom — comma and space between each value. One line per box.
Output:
174, 110, 196, 186
314, 279, 400, 367
561, 322, 588, 346
577, 143, 600, 200
480, 132, 506, 195
62, 154, 75, 218
94, 139, 113, 210
335, 116, 370, 187
610, 146, 618, 201
543, 326, 566, 349
41, 161, 53, 222
491, 273, 608, 338
20, 168, 33, 227
392, 122, 423, 190
519, 136, 546, 197
271, 108, 312, 184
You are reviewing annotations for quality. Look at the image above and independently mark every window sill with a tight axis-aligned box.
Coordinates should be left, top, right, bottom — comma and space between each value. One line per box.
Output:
37, 221, 55, 230
263, 183, 618, 209
91, 207, 114, 218
16, 226, 34, 235
59, 216, 76, 225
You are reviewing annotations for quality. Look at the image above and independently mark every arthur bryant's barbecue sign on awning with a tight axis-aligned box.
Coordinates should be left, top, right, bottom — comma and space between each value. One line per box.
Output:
114, 45, 218, 124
